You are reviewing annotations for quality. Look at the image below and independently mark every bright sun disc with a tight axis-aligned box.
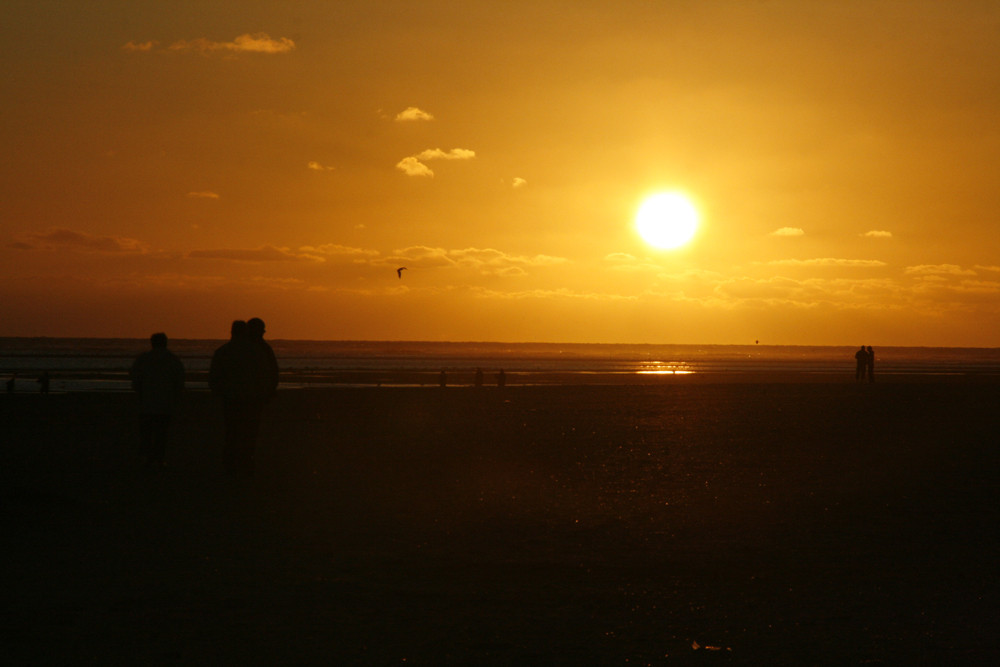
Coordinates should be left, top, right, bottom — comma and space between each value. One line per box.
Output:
636, 192, 699, 249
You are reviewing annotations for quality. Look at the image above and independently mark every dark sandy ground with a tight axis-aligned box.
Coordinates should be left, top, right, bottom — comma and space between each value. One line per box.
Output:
3, 379, 998, 665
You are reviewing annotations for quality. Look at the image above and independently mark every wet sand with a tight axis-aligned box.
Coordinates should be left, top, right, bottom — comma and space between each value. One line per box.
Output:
3, 380, 998, 664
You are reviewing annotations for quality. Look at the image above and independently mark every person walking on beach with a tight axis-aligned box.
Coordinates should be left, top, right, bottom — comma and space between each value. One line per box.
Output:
855, 345, 868, 382
210, 319, 279, 476
130, 332, 185, 470
867, 346, 875, 383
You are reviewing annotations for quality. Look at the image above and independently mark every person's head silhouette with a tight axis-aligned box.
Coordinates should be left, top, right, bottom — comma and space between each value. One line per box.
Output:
230, 320, 247, 341
150, 332, 168, 349
247, 318, 266, 341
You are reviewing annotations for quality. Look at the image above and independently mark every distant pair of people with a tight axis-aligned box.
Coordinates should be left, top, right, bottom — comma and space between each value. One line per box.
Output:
210, 318, 279, 477
130, 333, 186, 470
854, 345, 875, 383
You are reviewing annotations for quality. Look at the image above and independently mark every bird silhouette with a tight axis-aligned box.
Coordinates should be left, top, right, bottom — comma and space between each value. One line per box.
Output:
396, 267, 407, 278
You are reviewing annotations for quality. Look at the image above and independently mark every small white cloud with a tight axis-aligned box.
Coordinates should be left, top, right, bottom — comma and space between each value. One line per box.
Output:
512, 177, 527, 189
417, 148, 476, 161
307, 161, 335, 171
395, 107, 434, 122
771, 227, 805, 237
863, 230, 893, 238
396, 157, 434, 177
186, 191, 220, 199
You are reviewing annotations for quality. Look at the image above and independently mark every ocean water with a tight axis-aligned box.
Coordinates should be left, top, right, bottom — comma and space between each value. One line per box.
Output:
3, 338, 1000, 392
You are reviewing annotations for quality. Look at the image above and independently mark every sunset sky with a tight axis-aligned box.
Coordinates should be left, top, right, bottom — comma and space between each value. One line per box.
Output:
3, 1, 999, 345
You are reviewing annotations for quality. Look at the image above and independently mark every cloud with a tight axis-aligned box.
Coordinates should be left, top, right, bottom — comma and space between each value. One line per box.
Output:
307, 161, 335, 171
383, 246, 567, 275
395, 107, 434, 122
473, 287, 638, 302
126, 33, 295, 55
396, 148, 476, 178
188, 245, 321, 262
396, 156, 434, 177
298, 243, 379, 258
417, 148, 476, 161
863, 230, 893, 238
765, 258, 888, 268
186, 191, 220, 199
904, 264, 976, 276
122, 41, 157, 52
512, 177, 527, 189
771, 227, 805, 237
10, 228, 147, 253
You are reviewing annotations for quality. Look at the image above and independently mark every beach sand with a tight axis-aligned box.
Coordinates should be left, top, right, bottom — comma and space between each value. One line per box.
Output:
3, 380, 998, 664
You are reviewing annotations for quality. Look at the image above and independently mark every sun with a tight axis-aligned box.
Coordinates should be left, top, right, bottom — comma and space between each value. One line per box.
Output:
635, 192, 700, 249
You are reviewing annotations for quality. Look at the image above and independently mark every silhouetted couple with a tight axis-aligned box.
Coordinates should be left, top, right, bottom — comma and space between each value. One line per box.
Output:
855, 345, 875, 383
130, 333, 186, 471
210, 318, 279, 477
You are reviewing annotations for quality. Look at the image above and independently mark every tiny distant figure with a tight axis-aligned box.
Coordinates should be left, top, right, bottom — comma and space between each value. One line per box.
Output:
854, 345, 868, 382
6, 373, 16, 393
130, 333, 185, 470
396, 267, 407, 279
867, 346, 875, 383
495, 368, 506, 388
439, 369, 447, 388
38, 372, 50, 394
210, 318, 279, 477
474, 368, 484, 387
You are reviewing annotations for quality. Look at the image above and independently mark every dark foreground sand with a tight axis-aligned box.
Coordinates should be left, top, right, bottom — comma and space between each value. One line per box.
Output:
3, 380, 998, 665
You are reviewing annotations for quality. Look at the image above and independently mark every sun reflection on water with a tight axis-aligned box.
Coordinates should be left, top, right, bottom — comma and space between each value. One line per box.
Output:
635, 361, 694, 375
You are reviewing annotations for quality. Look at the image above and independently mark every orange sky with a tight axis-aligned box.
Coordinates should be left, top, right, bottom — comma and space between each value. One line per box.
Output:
3, 1, 999, 345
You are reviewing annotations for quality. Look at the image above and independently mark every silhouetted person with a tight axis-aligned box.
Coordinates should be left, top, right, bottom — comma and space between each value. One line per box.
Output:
496, 369, 506, 388
38, 371, 50, 394
130, 333, 185, 470
867, 346, 875, 383
6, 373, 16, 393
439, 369, 447, 388
855, 346, 868, 382
474, 368, 484, 387
210, 319, 279, 477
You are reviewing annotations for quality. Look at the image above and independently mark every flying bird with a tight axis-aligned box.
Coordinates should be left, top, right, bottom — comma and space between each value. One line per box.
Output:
396, 267, 407, 279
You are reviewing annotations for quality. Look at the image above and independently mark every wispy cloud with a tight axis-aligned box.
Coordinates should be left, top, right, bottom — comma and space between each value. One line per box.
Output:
298, 243, 379, 258
863, 230, 893, 238
10, 228, 147, 253
396, 148, 476, 178
122, 41, 157, 52
126, 33, 295, 56
186, 191, 220, 199
188, 245, 321, 262
765, 258, 887, 268
383, 246, 566, 275
512, 177, 527, 189
904, 264, 976, 276
395, 107, 434, 122
307, 161, 335, 171
771, 227, 805, 237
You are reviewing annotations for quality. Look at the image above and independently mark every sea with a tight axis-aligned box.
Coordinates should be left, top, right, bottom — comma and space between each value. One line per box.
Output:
2, 338, 1000, 392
